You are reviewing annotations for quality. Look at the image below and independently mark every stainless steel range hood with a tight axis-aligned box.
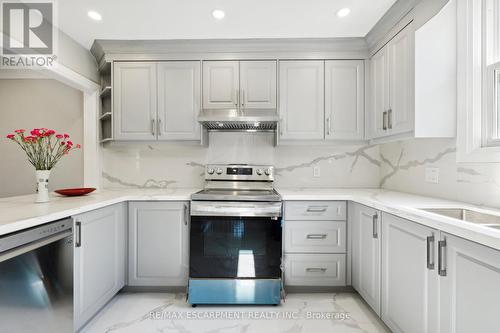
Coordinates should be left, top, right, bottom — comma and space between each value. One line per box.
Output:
198, 109, 279, 131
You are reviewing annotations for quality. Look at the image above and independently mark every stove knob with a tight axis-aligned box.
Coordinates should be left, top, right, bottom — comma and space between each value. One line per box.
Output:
216, 168, 223, 175
265, 168, 272, 176
207, 168, 215, 175
256, 169, 263, 176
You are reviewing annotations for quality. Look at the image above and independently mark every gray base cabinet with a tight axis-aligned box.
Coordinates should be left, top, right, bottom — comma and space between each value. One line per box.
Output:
73, 203, 126, 331
381, 213, 439, 333
349, 202, 381, 315
439, 233, 500, 333
128, 202, 189, 286
283, 201, 347, 287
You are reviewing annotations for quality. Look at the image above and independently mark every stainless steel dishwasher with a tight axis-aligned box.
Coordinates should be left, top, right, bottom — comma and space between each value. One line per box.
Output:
0, 218, 74, 333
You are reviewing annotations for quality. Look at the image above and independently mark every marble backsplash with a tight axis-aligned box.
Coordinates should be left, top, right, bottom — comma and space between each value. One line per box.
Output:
102, 132, 381, 190
379, 138, 500, 208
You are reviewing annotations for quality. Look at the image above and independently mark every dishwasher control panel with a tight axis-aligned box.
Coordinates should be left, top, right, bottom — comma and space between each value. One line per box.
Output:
0, 219, 73, 253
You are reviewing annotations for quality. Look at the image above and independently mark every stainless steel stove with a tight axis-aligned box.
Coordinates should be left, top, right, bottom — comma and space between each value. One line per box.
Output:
188, 164, 283, 306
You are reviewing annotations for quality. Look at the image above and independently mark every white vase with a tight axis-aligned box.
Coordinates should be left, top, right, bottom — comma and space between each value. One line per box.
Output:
35, 170, 51, 203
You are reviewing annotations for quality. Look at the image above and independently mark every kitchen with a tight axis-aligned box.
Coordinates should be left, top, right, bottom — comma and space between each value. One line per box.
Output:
1, 0, 500, 332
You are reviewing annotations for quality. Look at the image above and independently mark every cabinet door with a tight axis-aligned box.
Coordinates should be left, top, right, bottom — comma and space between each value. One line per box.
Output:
439, 233, 500, 333
202, 61, 239, 109
157, 61, 201, 140
387, 23, 414, 135
128, 202, 189, 286
381, 213, 439, 333
279, 61, 325, 140
74, 203, 126, 331
113, 62, 157, 140
369, 47, 389, 139
239, 60, 277, 110
325, 60, 364, 140
350, 203, 381, 315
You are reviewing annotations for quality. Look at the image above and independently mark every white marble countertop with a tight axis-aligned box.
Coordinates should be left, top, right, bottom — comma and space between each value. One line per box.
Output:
278, 187, 500, 251
2, 187, 500, 252
0, 188, 198, 236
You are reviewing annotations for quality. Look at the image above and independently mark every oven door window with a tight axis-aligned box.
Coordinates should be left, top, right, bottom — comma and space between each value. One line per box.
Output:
190, 216, 282, 279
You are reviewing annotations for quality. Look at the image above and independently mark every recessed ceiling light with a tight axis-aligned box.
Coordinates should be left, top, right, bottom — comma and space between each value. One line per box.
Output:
212, 9, 225, 20
337, 8, 351, 18
87, 11, 102, 21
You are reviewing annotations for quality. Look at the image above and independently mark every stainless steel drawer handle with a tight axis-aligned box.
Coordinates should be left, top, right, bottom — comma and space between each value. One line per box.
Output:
372, 213, 378, 239
306, 206, 328, 213
383, 111, 388, 131
151, 119, 156, 136
75, 221, 82, 248
306, 268, 327, 273
426, 235, 435, 270
306, 234, 327, 240
438, 239, 447, 276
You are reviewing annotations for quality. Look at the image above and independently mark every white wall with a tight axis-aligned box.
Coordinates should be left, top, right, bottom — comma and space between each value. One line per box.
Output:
380, 138, 500, 208
102, 132, 381, 189
0, 79, 84, 197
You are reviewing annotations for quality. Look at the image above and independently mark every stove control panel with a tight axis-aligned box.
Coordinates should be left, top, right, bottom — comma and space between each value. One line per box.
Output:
205, 164, 274, 181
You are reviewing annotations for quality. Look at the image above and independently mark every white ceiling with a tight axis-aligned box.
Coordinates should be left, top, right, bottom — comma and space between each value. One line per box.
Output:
58, 0, 397, 50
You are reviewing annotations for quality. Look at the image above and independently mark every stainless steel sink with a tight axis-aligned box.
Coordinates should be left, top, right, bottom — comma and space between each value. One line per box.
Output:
420, 208, 500, 230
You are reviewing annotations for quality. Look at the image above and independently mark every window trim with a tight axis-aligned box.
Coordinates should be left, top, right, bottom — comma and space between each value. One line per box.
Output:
457, 0, 500, 162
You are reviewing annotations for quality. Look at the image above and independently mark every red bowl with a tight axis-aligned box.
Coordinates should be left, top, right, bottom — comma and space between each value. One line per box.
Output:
55, 188, 96, 197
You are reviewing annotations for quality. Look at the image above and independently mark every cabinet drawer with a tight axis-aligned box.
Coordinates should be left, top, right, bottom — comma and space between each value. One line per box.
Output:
284, 221, 346, 253
284, 201, 346, 221
284, 254, 346, 286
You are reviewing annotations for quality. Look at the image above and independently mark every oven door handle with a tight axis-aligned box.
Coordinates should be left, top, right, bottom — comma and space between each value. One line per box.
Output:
190, 201, 283, 217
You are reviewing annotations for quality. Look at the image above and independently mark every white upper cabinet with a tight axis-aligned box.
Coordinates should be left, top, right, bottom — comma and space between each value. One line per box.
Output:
387, 26, 414, 135
350, 202, 381, 316
368, 2, 457, 141
202, 61, 239, 109
439, 233, 500, 333
370, 47, 389, 138
369, 23, 414, 140
381, 213, 439, 333
157, 61, 201, 140
325, 60, 364, 141
239, 61, 277, 110
202, 60, 277, 111
279, 60, 325, 140
113, 62, 157, 140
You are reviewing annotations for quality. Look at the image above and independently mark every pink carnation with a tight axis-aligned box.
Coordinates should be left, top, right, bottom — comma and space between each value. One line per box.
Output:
6, 134, 15, 139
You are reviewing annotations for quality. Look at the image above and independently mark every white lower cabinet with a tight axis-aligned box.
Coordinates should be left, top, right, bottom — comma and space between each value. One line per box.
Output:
73, 203, 127, 331
381, 213, 439, 333
284, 254, 346, 287
349, 202, 382, 315
283, 201, 347, 288
439, 233, 500, 333
128, 202, 189, 286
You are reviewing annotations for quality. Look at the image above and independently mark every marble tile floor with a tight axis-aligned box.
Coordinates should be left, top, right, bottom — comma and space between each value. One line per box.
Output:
82, 292, 390, 333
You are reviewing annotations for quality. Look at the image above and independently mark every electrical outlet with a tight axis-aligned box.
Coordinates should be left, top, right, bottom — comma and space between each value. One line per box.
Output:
313, 166, 321, 178
425, 167, 439, 184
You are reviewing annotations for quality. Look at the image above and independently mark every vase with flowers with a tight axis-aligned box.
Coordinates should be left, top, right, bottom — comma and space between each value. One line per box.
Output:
6, 128, 81, 203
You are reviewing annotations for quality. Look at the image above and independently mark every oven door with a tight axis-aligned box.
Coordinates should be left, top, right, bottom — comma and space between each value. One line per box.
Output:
190, 201, 282, 279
